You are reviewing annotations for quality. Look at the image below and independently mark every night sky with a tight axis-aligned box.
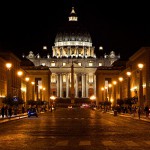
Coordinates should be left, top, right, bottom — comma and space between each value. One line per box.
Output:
0, 1, 150, 60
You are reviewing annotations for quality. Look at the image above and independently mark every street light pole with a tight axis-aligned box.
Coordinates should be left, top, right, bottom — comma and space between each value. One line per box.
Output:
17, 71, 23, 99
113, 81, 117, 107
25, 77, 30, 104
138, 63, 144, 109
108, 84, 112, 102
6, 63, 12, 97
31, 82, 35, 100
126, 72, 131, 99
101, 87, 104, 102
118, 77, 123, 100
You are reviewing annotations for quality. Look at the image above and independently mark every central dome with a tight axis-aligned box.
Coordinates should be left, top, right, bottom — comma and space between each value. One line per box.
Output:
54, 7, 92, 47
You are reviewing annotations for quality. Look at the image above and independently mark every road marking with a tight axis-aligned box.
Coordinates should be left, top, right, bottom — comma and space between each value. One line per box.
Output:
124, 141, 139, 146
56, 140, 68, 146
102, 141, 116, 146
79, 140, 91, 146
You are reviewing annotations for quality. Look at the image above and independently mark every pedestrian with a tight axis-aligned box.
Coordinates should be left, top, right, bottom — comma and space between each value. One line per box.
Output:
138, 107, 141, 119
4, 106, 8, 118
1, 106, 5, 118
22, 106, 25, 114
144, 105, 149, 118
8, 106, 12, 118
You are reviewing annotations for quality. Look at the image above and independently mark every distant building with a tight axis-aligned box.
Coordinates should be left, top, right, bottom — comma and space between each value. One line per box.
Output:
25, 7, 120, 102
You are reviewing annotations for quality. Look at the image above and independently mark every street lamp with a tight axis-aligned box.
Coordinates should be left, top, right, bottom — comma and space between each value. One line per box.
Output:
138, 63, 144, 109
17, 71, 23, 77
90, 95, 96, 108
101, 87, 104, 102
42, 87, 46, 101
104, 86, 108, 101
39, 86, 43, 101
6, 63, 12, 70
6, 63, 12, 96
50, 95, 56, 111
113, 81, 117, 107
17, 71, 23, 99
108, 84, 112, 102
118, 77, 123, 100
31, 82, 35, 100
126, 71, 131, 99
25, 77, 30, 102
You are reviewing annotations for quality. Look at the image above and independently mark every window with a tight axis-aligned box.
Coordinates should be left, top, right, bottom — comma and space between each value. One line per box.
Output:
63, 75, 66, 82
89, 74, 93, 83
51, 74, 56, 83
89, 62, 93, 67
78, 63, 82, 66
51, 62, 55, 67
99, 63, 102, 66
42, 63, 46, 66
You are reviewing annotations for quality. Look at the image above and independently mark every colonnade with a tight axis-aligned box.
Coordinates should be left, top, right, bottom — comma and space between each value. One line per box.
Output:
54, 73, 96, 98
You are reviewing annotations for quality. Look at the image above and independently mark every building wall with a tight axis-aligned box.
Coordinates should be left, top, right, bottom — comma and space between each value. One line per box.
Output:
25, 69, 51, 103
95, 68, 121, 106
0, 57, 7, 107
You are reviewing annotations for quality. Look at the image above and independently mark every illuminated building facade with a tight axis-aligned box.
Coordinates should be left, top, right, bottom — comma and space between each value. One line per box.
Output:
25, 7, 120, 101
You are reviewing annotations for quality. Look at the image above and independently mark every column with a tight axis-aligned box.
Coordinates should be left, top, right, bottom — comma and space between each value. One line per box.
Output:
82, 74, 85, 97
86, 74, 88, 97
66, 74, 69, 98
57, 74, 60, 97
94, 75, 96, 97
60, 74, 62, 97
75, 74, 78, 97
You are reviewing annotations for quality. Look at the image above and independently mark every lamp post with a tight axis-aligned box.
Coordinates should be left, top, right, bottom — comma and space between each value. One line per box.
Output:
39, 86, 43, 101
118, 77, 123, 100
31, 82, 35, 100
126, 71, 131, 99
104, 86, 108, 101
90, 95, 96, 108
108, 84, 112, 102
6, 63, 12, 97
17, 71, 23, 99
101, 87, 104, 102
50, 95, 56, 111
42, 87, 46, 101
113, 81, 117, 107
25, 77, 30, 102
138, 63, 144, 109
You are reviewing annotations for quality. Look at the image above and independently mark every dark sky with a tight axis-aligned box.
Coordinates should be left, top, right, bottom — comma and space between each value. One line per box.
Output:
0, 1, 150, 60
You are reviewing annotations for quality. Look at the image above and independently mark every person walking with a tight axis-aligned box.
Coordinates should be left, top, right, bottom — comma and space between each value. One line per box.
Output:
144, 105, 149, 118
8, 106, 12, 118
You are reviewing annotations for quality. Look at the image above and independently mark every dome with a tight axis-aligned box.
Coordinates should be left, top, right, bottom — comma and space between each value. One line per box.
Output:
54, 7, 92, 47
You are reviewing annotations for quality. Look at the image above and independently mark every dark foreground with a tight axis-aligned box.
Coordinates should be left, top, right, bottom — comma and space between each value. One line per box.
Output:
0, 108, 150, 150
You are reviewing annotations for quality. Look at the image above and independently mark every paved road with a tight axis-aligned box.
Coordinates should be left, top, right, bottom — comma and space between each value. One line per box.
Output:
0, 108, 150, 150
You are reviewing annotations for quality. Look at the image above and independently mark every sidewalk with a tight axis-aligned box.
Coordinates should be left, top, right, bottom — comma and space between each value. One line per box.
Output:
0, 113, 28, 124
108, 110, 150, 122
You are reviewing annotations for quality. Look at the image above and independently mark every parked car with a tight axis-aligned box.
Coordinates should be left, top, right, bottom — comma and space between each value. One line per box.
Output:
27, 108, 38, 117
